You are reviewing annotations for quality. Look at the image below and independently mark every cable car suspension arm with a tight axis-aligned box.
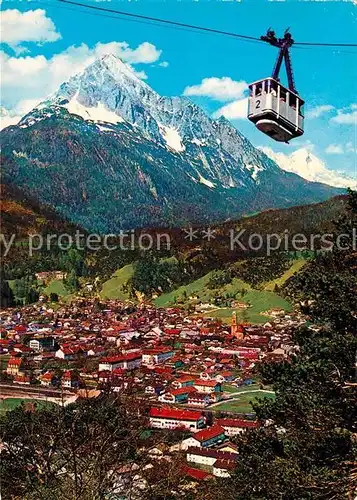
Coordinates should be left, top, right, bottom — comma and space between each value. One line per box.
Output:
261, 29, 297, 94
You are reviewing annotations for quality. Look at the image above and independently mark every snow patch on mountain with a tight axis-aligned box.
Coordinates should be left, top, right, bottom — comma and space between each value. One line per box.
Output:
159, 125, 185, 152
65, 98, 124, 124
246, 163, 263, 181
198, 173, 216, 188
191, 138, 206, 146
260, 147, 357, 189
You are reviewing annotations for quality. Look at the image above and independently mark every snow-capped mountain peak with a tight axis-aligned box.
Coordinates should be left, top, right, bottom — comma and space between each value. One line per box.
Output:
260, 146, 357, 190
2, 52, 343, 231
18, 53, 281, 187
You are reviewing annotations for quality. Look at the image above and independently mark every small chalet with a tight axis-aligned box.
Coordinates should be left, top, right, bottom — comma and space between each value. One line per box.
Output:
185, 425, 226, 449
171, 376, 195, 389
6, 357, 23, 376
213, 459, 236, 478
187, 392, 211, 408
193, 379, 222, 394
61, 370, 79, 389
56, 346, 83, 360
14, 374, 31, 385
158, 386, 197, 404
215, 418, 259, 436
39, 371, 55, 386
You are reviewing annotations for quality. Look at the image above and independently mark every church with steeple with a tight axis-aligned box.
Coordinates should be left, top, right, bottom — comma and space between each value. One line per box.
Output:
231, 311, 245, 339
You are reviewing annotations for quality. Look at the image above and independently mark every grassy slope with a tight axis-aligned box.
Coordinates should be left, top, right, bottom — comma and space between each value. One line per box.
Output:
203, 289, 292, 325
154, 272, 214, 307
154, 271, 292, 324
264, 258, 307, 291
100, 264, 135, 300
44, 279, 70, 297
212, 391, 276, 414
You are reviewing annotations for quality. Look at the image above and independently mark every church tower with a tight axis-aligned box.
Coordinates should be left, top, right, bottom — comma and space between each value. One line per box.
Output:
231, 311, 244, 339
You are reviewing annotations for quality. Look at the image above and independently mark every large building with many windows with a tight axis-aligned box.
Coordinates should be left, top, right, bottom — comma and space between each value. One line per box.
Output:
149, 407, 205, 431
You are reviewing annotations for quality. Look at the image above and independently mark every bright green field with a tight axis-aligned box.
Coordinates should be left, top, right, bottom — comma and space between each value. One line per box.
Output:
154, 272, 214, 307
44, 279, 70, 297
212, 391, 275, 414
203, 289, 292, 324
154, 269, 292, 323
0, 398, 54, 414
154, 275, 251, 308
100, 264, 135, 300
222, 383, 261, 393
264, 258, 306, 291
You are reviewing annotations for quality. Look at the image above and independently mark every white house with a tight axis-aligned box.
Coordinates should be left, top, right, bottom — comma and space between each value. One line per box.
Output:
186, 447, 237, 470
142, 349, 174, 365
98, 352, 142, 372
213, 459, 236, 478
215, 418, 259, 436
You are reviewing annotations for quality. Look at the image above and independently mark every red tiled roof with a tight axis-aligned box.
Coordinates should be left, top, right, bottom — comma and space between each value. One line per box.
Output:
192, 425, 225, 442
0, 339, 12, 345
194, 379, 220, 387
216, 418, 259, 428
149, 407, 202, 421
101, 352, 141, 363
8, 357, 22, 366
169, 387, 197, 396
213, 459, 236, 470
174, 375, 195, 383
14, 325, 27, 332
182, 466, 212, 481
14, 374, 30, 382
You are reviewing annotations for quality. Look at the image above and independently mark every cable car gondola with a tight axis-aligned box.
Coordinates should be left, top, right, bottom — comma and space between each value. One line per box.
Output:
248, 29, 304, 143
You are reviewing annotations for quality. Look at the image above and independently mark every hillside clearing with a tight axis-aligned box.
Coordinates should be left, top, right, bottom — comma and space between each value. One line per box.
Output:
264, 258, 307, 291
100, 264, 135, 300
43, 279, 70, 297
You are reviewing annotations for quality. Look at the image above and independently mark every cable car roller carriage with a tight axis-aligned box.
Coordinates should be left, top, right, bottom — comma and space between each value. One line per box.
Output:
248, 29, 304, 143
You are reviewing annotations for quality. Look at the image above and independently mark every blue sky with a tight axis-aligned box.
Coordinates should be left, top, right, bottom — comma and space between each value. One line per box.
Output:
1, 0, 356, 180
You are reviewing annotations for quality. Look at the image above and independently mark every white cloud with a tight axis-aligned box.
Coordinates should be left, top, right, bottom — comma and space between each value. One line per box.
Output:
331, 110, 357, 125
212, 97, 248, 119
260, 146, 357, 190
330, 104, 357, 125
305, 104, 334, 119
132, 69, 148, 80
1, 40, 163, 110
183, 77, 247, 101
325, 144, 344, 154
1, 9, 61, 53
0, 108, 21, 130
346, 142, 356, 153
158, 61, 169, 68
95, 41, 161, 64
0, 99, 43, 130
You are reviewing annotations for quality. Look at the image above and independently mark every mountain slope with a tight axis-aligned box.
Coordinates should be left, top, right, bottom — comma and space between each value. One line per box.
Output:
0, 184, 79, 236
0, 54, 342, 231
